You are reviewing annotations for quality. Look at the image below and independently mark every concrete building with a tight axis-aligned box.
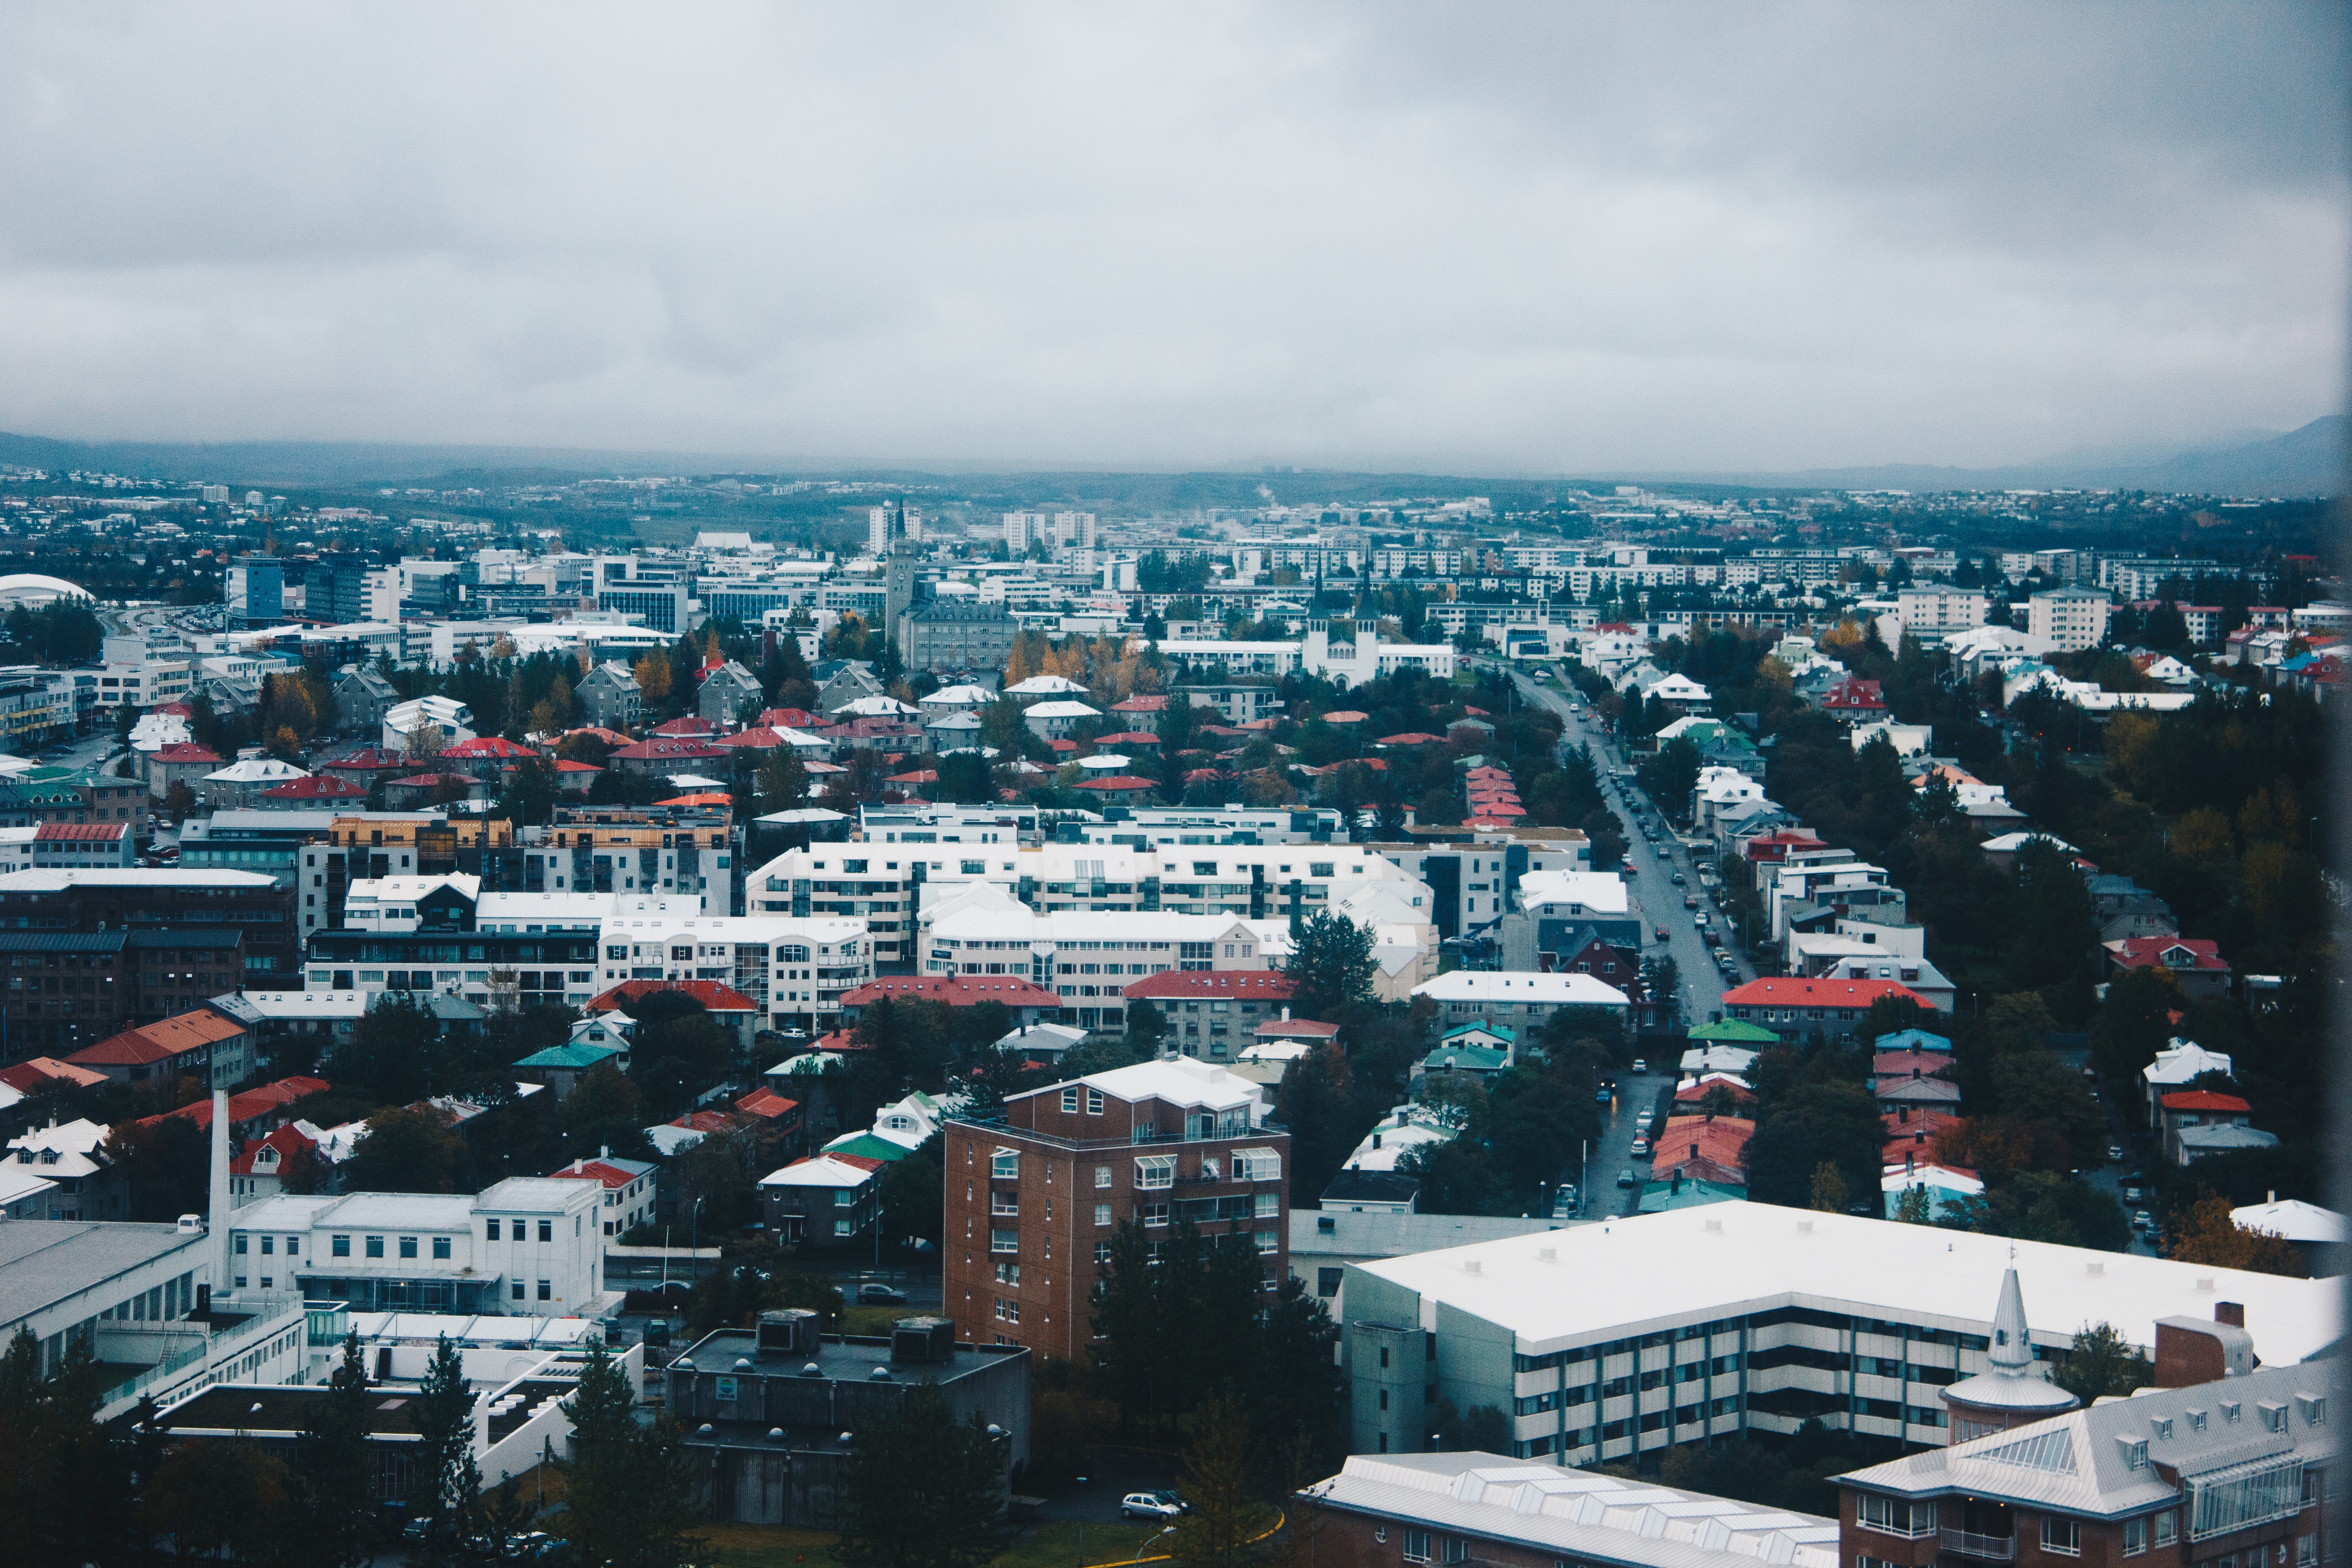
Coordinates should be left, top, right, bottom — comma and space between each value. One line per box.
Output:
2025, 588, 2113, 652
1410, 970, 1630, 1032
899, 597, 1018, 673
669, 1311, 1029, 1527
1339, 1201, 2338, 1465
578, 661, 643, 731
228, 1176, 606, 1314
943, 1057, 1289, 1361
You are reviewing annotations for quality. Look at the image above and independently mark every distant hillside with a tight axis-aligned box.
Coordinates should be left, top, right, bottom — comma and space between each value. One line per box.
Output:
0, 416, 2339, 497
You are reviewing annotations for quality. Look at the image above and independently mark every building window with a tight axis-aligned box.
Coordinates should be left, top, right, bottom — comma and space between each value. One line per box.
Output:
1135, 1155, 1175, 1190
1061, 1087, 1079, 1114
1255, 1230, 1278, 1254
2154, 1514, 2176, 1548
234, 1234, 248, 1254
1317, 1268, 1342, 1298
2039, 1518, 2080, 1557
485, 1219, 500, 1240
1141, 1203, 1169, 1227
1094, 1204, 1111, 1227
992, 1148, 1019, 1180
1857, 1497, 1935, 1539
1442, 1542, 1467, 1565
332, 1235, 350, 1257
1094, 1165, 1112, 1188
1087, 1088, 1104, 1115
537, 1280, 551, 1301
432, 1236, 451, 1259
1402, 1530, 1431, 1563
398, 1236, 418, 1259
991, 1229, 1019, 1254
2123, 1519, 2146, 1557
365, 1235, 384, 1258
511, 1280, 525, 1300
1093, 1242, 1111, 1264
538, 1221, 552, 1243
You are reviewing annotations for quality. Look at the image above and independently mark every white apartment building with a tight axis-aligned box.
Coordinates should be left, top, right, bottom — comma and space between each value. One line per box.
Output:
917, 890, 1269, 1029
1001, 512, 1048, 551
341, 873, 482, 931
748, 839, 1437, 963
1152, 620, 1458, 688
1894, 586, 1990, 638
229, 1177, 605, 1315
96, 659, 193, 710
2024, 587, 2112, 652
590, 897, 872, 1030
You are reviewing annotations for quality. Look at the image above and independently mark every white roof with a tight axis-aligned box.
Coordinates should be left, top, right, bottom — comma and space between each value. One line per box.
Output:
0, 867, 276, 891
2143, 1040, 2234, 1086
758, 1154, 881, 1190
2231, 1197, 2346, 1244
1353, 1200, 2342, 1363
203, 758, 310, 784
1004, 675, 1090, 695
1980, 831, 2075, 853
348, 873, 480, 904
1881, 1163, 1985, 1196
1411, 971, 1630, 1007
1514, 869, 1631, 916
0, 1165, 58, 1205
1305, 1455, 1837, 1568
1011, 1055, 1262, 1115
921, 684, 996, 707
1678, 1044, 1760, 1075
475, 891, 618, 929
234, 990, 371, 1019
832, 694, 919, 717
1022, 700, 1101, 719
994, 1021, 1088, 1052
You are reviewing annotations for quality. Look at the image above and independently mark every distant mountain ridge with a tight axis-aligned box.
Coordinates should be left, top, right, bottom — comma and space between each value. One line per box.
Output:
0, 416, 2338, 496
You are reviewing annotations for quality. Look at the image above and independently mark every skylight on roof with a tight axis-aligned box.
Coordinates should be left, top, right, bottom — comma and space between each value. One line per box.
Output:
1974, 1426, 2076, 1474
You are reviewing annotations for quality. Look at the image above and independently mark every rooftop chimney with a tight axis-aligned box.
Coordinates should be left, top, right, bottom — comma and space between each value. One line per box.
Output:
206, 1088, 231, 1289
2215, 1301, 2245, 1328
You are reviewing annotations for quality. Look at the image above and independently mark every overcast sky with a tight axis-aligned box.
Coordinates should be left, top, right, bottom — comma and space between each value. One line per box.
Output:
0, 4, 2342, 474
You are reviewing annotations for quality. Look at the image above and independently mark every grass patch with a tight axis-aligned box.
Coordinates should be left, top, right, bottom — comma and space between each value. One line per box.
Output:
687, 1519, 1166, 1568
1000, 1520, 1167, 1568
838, 1304, 909, 1337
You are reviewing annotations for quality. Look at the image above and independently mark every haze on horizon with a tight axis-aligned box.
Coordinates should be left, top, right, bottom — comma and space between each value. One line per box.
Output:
0, 3, 2342, 477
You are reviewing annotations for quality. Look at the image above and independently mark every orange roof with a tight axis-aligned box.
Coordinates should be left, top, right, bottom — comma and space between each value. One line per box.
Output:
1651, 1115, 1754, 1172
2161, 1090, 2251, 1113
70, 1008, 249, 1067
142, 1074, 330, 1130
735, 1087, 800, 1121
585, 979, 760, 1013
0, 1057, 108, 1093
35, 821, 128, 841
655, 792, 736, 808
554, 760, 603, 773
1075, 775, 1158, 792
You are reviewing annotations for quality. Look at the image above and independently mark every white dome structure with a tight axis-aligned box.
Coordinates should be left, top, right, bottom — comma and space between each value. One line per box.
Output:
0, 574, 93, 609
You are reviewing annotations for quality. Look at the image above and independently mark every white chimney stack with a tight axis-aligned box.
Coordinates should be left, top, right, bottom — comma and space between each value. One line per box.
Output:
206, 1089, 231, 1290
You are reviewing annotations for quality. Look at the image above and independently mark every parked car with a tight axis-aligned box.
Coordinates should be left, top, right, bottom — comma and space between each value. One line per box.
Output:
1124, 1493, 1185, 1520
1653, 925, 1669, 941
1631, 1058, 1647, 1074
1683, 895, 1700, 910
2134, 1210, 2154, 1230
2122, 1184, 2144, 1202
1616, 1168, 1637, 1189
855, 1283, 908, 1304
1630, 1137, 1651, 1157
1594, 1086, 1614, 1104
2107, 1144, 2125, 1161
1670, 872, 1686, 885
1656, 845, 1671, 860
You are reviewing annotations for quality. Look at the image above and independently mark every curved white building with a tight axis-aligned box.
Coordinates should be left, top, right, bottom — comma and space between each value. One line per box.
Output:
0, 573, 93, 609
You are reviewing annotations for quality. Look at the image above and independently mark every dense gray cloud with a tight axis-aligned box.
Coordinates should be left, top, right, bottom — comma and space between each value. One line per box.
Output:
0, 2, 2341, 472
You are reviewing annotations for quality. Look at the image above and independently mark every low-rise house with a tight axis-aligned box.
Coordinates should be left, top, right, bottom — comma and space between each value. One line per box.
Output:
837, 974, 1063, 1030
201, 757, 310, 811
696, 659, 765, 725
67, 1008, 254, 1089
147, 741, 225, 804
577, 662, 642, 731
2, 1118, 124, 1220
549, 1150, 658, 1237
333, 666, 398, 734
1880, 1157, 1984, 1221
2162, 1090, 2278, 1166
1718, 976, 1930, 1045
1410, 970, 1631, 1032
1122, 968, 1299, 1060
513, 1039, 629, 1098
2141, 1039, 2234, 1127
756, 1152, 885, 1249
2107, 934, 2232, 1000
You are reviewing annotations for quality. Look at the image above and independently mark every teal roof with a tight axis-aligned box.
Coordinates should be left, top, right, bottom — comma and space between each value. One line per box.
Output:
1637, 1177, 1745, 1213
1877, 1027, 1952, 1054
1686, 1019, 1780, 1044
822, 1132, 912, 1163
1418, 1045, 1510, 1073
515, 1041, 627, 1070
1442, 1023, 1514, 1044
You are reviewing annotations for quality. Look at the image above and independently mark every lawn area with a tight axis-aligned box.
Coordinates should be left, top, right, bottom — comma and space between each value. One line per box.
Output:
690, 1519, 1168, 1568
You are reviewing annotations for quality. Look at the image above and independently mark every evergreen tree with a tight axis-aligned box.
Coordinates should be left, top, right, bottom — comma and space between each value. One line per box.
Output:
557, 1340, 641, 1566
303, 1333, 378, 1568
836, 1381, 1012, 1568
1168, 1398, 1275, 1568
1282, 909, 1376, 1021
411, 1333, 480, 1550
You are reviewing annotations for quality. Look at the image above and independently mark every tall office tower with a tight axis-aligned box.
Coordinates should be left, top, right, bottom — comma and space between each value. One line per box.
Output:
1052, 511, 1098, 549
226, 555, 284, 629
1002, 512, 1047, 551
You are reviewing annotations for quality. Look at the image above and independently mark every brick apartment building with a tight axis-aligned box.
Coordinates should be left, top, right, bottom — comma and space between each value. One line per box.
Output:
0, 868, 297, 994
942, 1057, 1290, 1361
1835, 1308, 2336, 1568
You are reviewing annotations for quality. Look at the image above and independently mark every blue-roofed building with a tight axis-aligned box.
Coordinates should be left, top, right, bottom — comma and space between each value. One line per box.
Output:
1876, 1026, 1951, 1055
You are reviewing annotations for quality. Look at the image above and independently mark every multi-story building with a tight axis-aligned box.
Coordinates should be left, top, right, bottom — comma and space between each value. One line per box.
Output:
528, 804, 735, 914
0, 867, 294, 995
226, 554, 284, 628
229, 1176, 605, 1314
1896, 586, 1992, 639
1301, 1452, 1839, 1568
943, 1058, 1290, 1360
898, 597, 1019, 672
577, 662, 643, 730
1379, 834, 1594, 946
2025, 588, 2113, 652
1338, 1202, 2337, 1466
586, 896, 869, 1034
920, 904, 1272, 1034
1833, 1323, 2334, 1568
593, 556, 691, 634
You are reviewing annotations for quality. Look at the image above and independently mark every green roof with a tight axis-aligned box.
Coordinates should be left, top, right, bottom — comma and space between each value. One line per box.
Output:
514, 1041, 627, 1070
822, 1132, 911, 1163
1686, 1019, 1780, 1044
1442, 1023, 1514, 1044
1417, 1045, 1511, 1073
1637, 1177, 1745, 1212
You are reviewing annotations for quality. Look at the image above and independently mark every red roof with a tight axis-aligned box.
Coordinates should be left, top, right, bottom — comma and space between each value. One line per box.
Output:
585, 979, 760, 1014
230, 1122, 318, 1177
2161, 1090, 2251, 1113
760, 708, 823, 729
0, 1057, 108, 1092
554, 760, 603, 773
152, 742, 224, 764
150, 1075, 331, 1131
735, 1087, 800, 1121
2108, 936, 2230, 973
318, 746, 415, 774
1872, 1050, 1955, 1081
441, 735, 539, 759
390, 772, 468, 788
257, 776, 368, 801
886, 769, 938, 785
70, 1009, 249, 1068
716, 727, 788, 750
669, 1109, 749, 1135
1122, 969, 1298, 1001
1255, 1018, 1340, 1040
1720, 977, 1930, 1010
1091, 731, 1162, 747
35, 821, 127, 841
1673, 1076, 1758, 1105
609, 739, 730, 760
1377, 732, 1448, 745
1652, 1114, 1755, 1172
549, 1157, 651, 1189
1111, 695, 1168, 713
654, 792, 735, 808
1821, 677, 1888, 711
840, 975, 1062, 1009
651, 717, 719, 737
1075, 776, 1159, 793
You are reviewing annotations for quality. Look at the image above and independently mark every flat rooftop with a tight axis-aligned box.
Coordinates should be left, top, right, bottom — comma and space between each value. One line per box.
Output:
1353, 1200, 2343, 1364
676, 1328, 1020, 1388
0, 1221, 207, 1329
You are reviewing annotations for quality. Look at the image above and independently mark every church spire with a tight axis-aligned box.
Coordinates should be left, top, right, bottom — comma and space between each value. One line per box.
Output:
1989, 1266, 2034, 1373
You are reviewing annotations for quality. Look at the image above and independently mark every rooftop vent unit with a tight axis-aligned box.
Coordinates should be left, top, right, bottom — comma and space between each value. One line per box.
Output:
757, 1308, 818, 1358
892, 1315, 957, 1365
